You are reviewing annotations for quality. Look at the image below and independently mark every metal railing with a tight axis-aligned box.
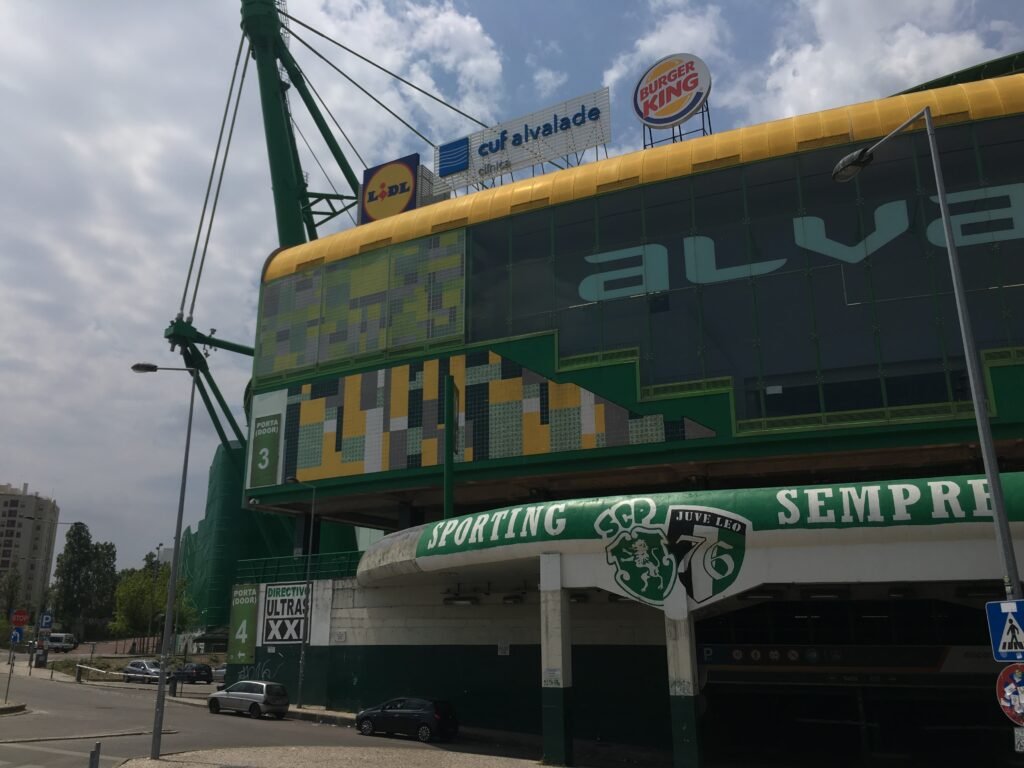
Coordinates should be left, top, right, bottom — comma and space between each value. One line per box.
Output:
234, 550, 362, 583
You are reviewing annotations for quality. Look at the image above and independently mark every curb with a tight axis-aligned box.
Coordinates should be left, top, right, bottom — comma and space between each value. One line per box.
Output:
166, 694, 357, 726
0, 703, 26, 715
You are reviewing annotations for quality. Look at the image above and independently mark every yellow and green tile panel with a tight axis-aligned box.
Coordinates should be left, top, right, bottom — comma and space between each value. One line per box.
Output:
281, 351, 715, 481
255, 230, 465, 376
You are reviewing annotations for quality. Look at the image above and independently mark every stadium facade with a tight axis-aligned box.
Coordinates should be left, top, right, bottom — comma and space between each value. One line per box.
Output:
211, 58, 1024, 766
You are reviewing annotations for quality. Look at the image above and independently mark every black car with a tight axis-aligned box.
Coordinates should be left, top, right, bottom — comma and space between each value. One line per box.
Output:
176, 663, 214, 684
356, 697, 458, 742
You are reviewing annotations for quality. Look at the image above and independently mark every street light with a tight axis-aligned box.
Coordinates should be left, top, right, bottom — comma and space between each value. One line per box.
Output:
832, 106, 1022, 601
286, 475, 316, 709
148, 543, 163, 655
132, 362, 197, 759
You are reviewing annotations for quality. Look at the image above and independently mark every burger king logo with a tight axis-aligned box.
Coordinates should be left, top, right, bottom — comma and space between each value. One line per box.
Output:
633, 54, 711, 129
359, 154, 418, 224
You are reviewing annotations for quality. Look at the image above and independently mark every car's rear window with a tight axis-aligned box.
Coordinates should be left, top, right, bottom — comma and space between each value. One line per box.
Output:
267, 684, 287, 698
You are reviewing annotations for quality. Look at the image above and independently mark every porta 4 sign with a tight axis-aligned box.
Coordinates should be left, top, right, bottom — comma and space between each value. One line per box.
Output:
263, 582, 308, 644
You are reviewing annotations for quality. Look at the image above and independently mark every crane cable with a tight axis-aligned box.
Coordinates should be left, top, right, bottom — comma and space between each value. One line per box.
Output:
178, 33, 246, 320
292, 116, 357, 227
292, 55, 368, 170
288, 27, 436, 148
280, 10, 488, 129
187, 43, 251, 322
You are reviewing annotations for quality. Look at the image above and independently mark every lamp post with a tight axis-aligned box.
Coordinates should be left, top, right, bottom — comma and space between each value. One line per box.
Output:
832, 106, 1022, 601
148, 542, 163, 654
131, 362, 197, 759
286, 475, 316, 709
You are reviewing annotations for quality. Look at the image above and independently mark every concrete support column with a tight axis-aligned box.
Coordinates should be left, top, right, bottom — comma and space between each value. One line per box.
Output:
665, 611, 701, 768
540, 553, 572, 766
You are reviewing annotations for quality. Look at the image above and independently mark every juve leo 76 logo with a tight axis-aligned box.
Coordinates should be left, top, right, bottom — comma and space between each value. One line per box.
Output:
595, 498, 748, 606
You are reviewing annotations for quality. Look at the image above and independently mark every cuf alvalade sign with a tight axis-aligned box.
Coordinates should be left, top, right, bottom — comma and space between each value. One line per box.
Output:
433, 88, 610, 192
358, 472, 1024, 610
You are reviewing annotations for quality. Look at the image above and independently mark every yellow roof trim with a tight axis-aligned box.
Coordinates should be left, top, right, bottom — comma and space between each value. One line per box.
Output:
265, 74, 1024, 283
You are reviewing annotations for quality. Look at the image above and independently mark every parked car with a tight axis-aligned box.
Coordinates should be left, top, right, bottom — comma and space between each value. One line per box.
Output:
212, 664, 227, 683
175, 663, 213, 684
122, 659, 164, 683
44, 633, 77, 653
207, 680, 288, 719
356, 697, 458, 742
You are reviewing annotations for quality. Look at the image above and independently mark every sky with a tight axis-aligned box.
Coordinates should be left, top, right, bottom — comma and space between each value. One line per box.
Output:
2, 0, 1023, 572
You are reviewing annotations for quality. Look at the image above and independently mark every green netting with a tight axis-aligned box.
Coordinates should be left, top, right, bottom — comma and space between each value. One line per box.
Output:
179, 442, 359, 629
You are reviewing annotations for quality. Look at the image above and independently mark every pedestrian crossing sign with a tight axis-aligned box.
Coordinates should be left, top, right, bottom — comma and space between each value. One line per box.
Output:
987, 601, 1024, 662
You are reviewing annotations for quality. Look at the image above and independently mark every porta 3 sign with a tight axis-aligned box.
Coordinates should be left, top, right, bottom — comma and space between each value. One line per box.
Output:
263, 582, 309, 644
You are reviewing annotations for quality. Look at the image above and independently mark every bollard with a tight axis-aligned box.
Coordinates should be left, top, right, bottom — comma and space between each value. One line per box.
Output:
88, 741, 101, 768
75, 665, 82, 683
50, 662, 54, 680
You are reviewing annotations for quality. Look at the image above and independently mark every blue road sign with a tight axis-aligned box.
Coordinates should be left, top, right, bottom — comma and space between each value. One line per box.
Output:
39, 612, 53, 629
987, 600, 1024, 661
10, 626, 23, 644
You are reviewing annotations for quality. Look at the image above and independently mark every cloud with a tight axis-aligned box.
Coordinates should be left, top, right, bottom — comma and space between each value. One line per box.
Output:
0, 0, 504, 570
602, 2, 730, 99
717, 0, 1022, 123
533, 68, 569, 99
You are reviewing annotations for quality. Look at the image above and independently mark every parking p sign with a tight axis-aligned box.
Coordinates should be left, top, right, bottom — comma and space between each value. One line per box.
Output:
40, 612, 53, 629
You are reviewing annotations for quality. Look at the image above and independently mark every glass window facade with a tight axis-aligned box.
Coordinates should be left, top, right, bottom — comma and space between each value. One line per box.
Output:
255, 115, 1024, 427
463, 114, 1024, 421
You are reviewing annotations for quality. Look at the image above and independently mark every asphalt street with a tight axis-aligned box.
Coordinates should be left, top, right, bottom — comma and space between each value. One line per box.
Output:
0, 667, 427, 768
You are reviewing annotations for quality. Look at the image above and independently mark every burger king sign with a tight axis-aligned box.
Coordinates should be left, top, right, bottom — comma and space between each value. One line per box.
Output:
633, 53, 711, 129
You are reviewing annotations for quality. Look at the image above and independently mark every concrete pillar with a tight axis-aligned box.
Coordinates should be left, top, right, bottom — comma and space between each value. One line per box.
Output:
540, 553, 572, 766
665, 610, 701, 767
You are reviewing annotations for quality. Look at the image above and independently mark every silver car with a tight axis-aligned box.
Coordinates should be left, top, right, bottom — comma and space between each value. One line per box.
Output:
122, 659, 164, 683
207, 680, 289, 719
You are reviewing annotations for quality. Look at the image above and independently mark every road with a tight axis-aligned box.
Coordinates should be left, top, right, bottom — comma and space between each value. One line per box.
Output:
0, 668, 427, 768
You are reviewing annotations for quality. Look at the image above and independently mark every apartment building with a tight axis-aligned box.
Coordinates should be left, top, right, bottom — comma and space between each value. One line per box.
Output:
0, 482, 60, 616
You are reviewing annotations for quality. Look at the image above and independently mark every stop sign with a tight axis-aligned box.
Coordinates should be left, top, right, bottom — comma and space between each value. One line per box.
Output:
11, 609, 28, 627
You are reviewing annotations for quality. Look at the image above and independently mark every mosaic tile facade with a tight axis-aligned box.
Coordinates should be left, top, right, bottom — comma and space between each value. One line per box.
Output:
282, 351, 716, 481
255, 231, 465, 377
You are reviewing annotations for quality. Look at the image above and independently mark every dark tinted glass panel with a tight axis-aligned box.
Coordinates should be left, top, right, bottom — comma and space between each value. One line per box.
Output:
509, 258, 554, 318
698, 280, 757, 409
876, 296, 943, 367
553, 200, 596, 306
753, 270, 817, 379
645, 178, 691, 244
693, 168, 743, 228
644, 288, 703, 385
600, 295, 647, 352
558, 303, 602, 358
508, 210, 549, 263
598, 188, 642, 250
468, 221, 508, 342
810, 265, 878, 373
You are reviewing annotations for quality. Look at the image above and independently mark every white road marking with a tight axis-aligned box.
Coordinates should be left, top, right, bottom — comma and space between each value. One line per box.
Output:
0, 744, 125, 761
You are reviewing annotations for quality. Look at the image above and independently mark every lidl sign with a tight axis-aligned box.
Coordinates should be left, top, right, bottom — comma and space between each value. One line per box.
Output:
633, 53, 711, 129
359, 153, 419, 224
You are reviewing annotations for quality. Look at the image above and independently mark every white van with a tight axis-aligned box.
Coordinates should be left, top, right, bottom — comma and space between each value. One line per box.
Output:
45, 633, 76, 652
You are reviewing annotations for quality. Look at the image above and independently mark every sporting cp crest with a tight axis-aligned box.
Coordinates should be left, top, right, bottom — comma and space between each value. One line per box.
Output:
595, 498, 748, 607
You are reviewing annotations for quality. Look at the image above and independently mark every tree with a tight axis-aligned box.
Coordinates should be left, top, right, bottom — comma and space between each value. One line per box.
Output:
0, 570, 22, 619
110, 555, 197, 646
52, 523, 118, 638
